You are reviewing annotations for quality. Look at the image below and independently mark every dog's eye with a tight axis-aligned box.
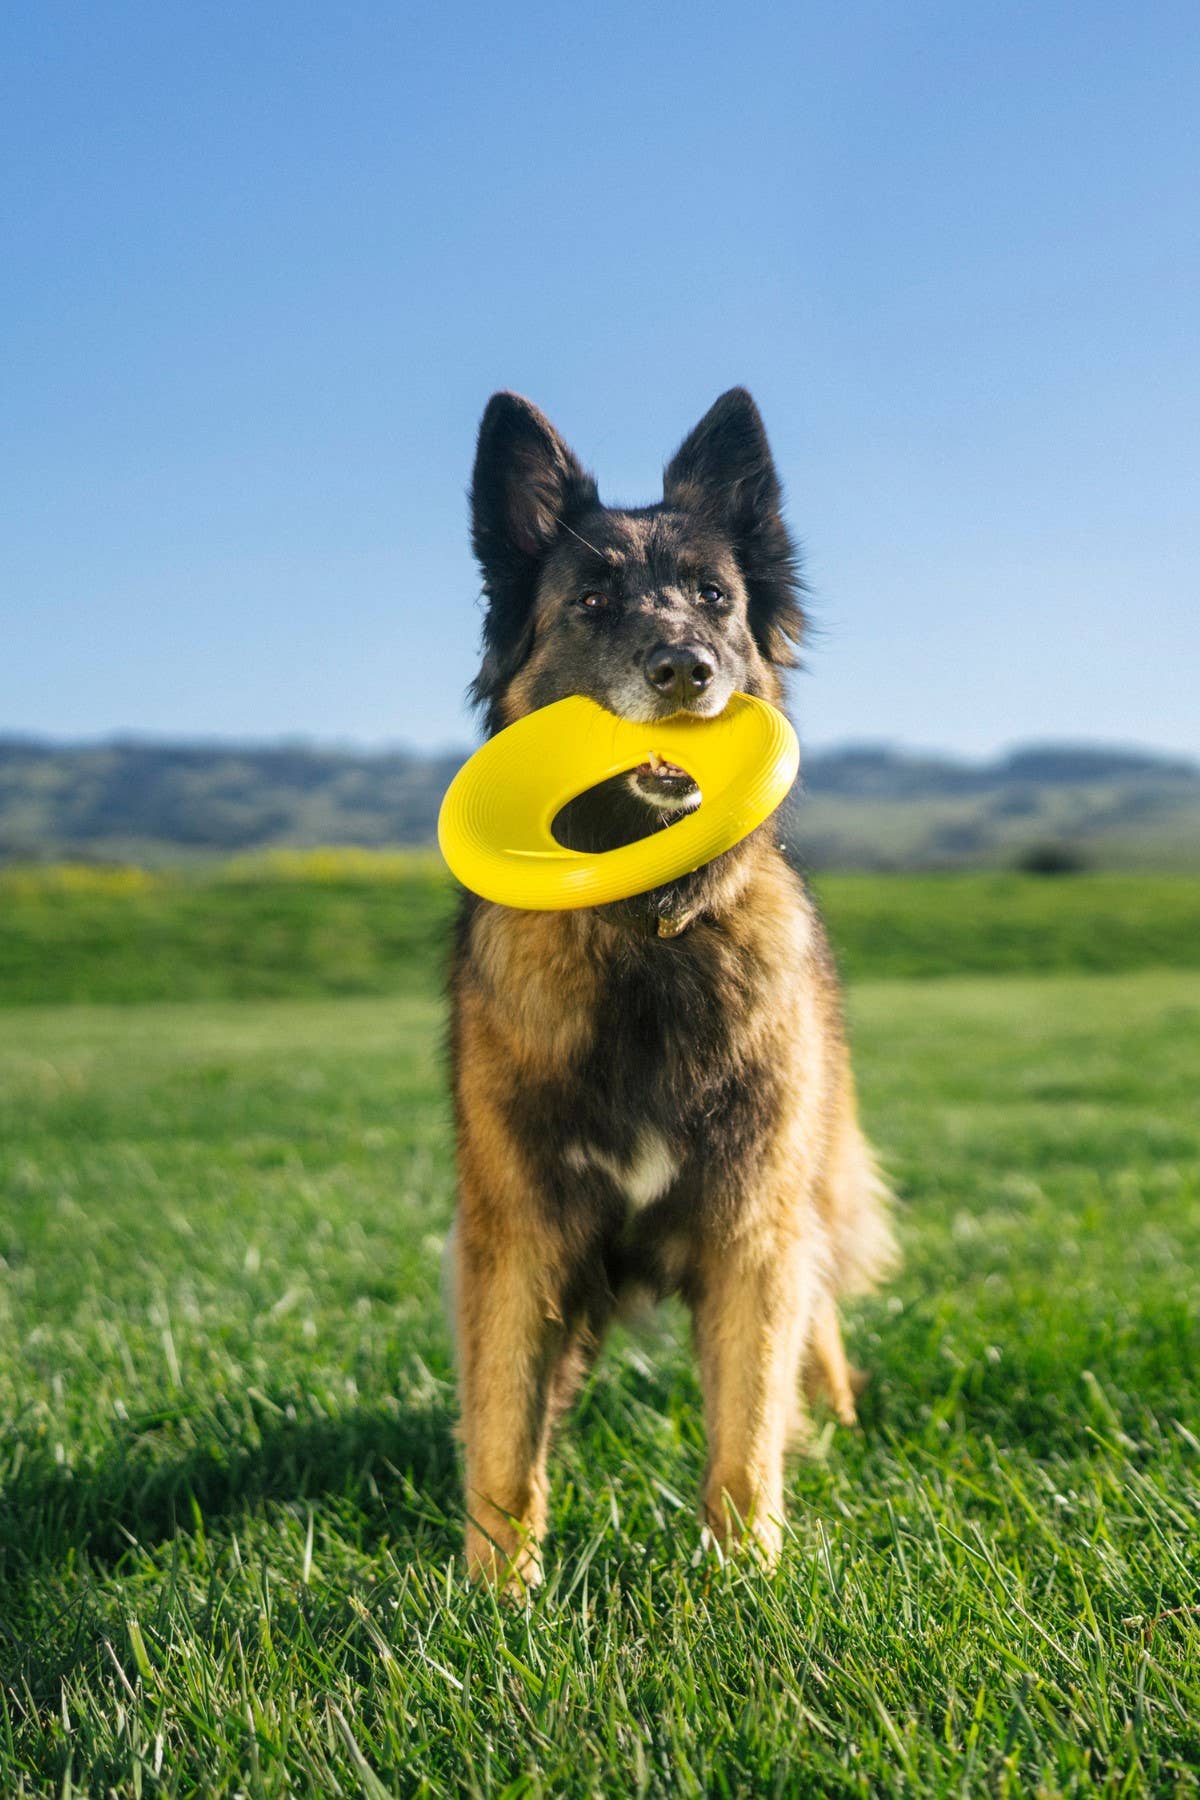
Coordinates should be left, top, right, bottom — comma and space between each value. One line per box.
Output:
698, 584, 724, 605
579, 592, 610, 611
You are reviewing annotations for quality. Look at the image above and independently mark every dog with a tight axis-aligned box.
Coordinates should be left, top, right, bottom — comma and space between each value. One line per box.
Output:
448, 388, 896, 1589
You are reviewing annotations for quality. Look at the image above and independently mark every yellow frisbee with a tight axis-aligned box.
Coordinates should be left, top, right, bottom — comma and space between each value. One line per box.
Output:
437, 693, 799, 911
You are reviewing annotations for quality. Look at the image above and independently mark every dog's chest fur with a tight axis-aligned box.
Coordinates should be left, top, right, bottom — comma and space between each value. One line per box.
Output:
457, 868, 809, 1245
552, 937, 759, 1197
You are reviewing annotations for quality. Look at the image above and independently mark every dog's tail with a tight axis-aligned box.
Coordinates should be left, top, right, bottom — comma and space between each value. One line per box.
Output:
820, 1077, 899, 1298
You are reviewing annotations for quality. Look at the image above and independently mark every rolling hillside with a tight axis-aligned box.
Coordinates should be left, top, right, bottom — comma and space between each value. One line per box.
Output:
1, 735, 1197, 870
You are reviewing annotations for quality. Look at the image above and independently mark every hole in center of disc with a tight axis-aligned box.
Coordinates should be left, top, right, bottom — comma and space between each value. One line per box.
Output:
550, 766, 702, 851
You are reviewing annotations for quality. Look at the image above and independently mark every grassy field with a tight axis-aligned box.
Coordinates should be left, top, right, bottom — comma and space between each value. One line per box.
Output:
3, 857, 1200, 1003
1, 873, 1199, 1794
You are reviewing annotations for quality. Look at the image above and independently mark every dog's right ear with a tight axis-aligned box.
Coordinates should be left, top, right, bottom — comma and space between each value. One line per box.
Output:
469, 393, 598, 723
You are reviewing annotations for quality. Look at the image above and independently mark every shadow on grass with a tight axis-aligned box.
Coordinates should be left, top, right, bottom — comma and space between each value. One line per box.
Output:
0, 1394, 463, 1724
0, 1391, 459, 1619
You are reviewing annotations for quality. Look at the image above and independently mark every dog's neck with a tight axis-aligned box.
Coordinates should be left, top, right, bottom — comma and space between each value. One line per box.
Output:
546, 772, 773, 941
581, 828, 771, 943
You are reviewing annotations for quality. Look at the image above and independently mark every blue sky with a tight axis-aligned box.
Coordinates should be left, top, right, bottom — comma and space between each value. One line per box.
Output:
3, 0, 1197, 756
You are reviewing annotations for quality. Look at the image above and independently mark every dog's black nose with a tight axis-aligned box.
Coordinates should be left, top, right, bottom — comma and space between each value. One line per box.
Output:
645, 642, 715, 704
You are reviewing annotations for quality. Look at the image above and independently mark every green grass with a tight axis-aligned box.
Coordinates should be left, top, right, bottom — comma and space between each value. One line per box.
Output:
2, 967, 1198, 1795
814, 871, 1200, 982
3, 859, 1200, 1003
0, 856, 454, 1006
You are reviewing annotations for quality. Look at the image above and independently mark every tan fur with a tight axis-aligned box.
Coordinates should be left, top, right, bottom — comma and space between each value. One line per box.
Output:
469, 907, 601, 1075
452, 832, 896, 1592
454, 1039, 565, 1584
693, 1218, 821, 1560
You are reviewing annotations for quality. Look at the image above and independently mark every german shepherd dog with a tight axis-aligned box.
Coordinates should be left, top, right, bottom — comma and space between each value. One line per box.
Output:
450, 388, 896, 1590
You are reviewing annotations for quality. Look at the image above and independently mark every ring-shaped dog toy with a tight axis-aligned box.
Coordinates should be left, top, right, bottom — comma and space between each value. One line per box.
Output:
437, 693, 799, 910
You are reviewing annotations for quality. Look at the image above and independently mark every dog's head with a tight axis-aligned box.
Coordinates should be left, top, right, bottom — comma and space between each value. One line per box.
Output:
468, 387, 804, 819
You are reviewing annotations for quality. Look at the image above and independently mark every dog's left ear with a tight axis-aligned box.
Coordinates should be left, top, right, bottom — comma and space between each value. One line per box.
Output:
663, 388, 804, 664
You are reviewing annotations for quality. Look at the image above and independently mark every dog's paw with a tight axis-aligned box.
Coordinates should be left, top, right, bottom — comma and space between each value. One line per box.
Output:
465, 1524, 544, 1602
699, 1495, 784, 1571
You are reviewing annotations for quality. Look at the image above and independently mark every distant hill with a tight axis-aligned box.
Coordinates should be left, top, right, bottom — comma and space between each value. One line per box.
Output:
1, 735, 1198, 871
0, 739, 462, 863
788, 742, 1200, 870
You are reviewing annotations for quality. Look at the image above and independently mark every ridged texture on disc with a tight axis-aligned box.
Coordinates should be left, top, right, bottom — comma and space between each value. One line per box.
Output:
437, 692, 799, 911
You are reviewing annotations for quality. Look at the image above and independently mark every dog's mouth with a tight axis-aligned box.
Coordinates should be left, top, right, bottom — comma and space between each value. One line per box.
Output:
630, 752, 701, 811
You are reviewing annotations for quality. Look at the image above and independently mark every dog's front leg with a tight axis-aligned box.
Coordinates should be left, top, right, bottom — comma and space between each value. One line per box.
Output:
692, 1226, 816, 1565
454, 1187, 563, 1593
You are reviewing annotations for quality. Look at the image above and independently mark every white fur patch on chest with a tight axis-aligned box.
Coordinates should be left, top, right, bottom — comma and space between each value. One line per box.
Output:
564, 1128, 678, 1211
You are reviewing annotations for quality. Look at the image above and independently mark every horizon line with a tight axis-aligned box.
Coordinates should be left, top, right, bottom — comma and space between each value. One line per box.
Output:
2, 727, 1197, 773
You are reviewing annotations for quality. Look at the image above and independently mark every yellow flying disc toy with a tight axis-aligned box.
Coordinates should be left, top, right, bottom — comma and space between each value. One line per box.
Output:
437, 693, 799, 910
